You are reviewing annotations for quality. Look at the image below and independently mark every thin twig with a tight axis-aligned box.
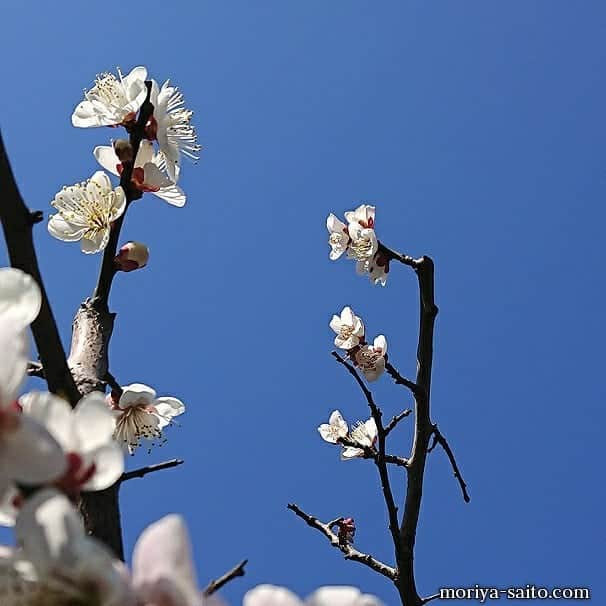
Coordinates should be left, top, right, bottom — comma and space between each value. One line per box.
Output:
203, 559, 248, 596
384, 409, 413, 436
431, 425, 470, 503
27, 361, 45, 379
287, 504, 397, 580
421, 593, 441, 604
104, 371, 123, 395
378, 242, 421, 268
119, 459, 184, 483
338, 437, 408, 468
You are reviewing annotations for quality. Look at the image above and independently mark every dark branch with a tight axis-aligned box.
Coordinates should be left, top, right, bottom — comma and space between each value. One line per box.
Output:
0, 131, 81, 405
203, 560, 247, 596
104, 371, 123, 395
378, 242, 420, 268
420, 593, 441, 604
287, 504, 396, 580
430, 425, 470, 503
385, 361, 421, 396
385, 409, 413, 436
338, 437, 408, 468
120, 459, 184, 483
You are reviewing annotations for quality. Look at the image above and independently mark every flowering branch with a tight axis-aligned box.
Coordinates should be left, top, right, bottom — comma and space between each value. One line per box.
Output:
119, 459, 184, 483
202, 559, 248, 596
287, 503, 397, 581
93, 82, 154, 305
429, 425, 470, 503
338, 436, 408, 468
0, 132, 81, 405
385, 362, 420, 396
331, 351, 403, 569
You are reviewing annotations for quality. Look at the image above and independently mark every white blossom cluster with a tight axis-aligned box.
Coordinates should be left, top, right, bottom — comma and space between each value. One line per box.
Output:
48, 66, 199, 255
326, 205, 390, 286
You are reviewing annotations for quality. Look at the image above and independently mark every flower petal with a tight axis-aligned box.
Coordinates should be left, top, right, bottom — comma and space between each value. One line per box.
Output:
154, 397, 185, 429
306, 586, 383, 606
0, 268, 41, 330
81, 229, 110, 254
73, 392, 117, 453
48, 214, 86, 242
119, 383, 156, 408
244, 585, 303, 606
81, 443, 124, 491
19, 391, 75, 451
93, 146, 121, 176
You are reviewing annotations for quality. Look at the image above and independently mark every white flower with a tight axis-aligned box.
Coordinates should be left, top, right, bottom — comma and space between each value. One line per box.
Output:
147, 78, 201, 182
326, 214, 350, 260
329, 306, 365, 350
356, 251, 389, 287
132, 514, 203, 606
318, 410, 348, 444
115, 241, 150, 272
347, 222, 378, 262
20, 391, 124, 494
110, 383, 185, 454
0, 268, 41, 331
48, 171, 126, 254
244, 584, 383, 606
0, 321, 66, 503
72, 66, 148, 128
341, 418, 377, 460
353, 336, 387, 382
14, 489, 135, 606
344, 204, 375, 230
94, 140, 186, 207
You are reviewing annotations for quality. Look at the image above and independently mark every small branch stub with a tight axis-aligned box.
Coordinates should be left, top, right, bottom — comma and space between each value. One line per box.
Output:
203, 560, 248, 596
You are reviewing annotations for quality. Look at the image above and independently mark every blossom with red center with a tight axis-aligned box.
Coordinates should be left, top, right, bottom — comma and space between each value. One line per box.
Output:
353, 335, 388, 382
336, 517, 356, 545
94, 140, 186, 207
19, 391, 123, 496
110, 383, 185, 454
341, 417, 378, 460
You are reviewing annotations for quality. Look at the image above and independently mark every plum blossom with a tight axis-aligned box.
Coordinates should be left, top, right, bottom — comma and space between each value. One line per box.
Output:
72, 66, 148, 128
353, 336, 387, 382
94, 140, 186, 207
244, 584, 383, 606
330, 306, 364, 350
13, 489, 135, 606
19, 391, 124, 496
357, 250, 390, 287
326, 214, 350, 260
48, 171, 126, 254
341, 418, 377, 460
132, 514, 205, 606
147, 78, 201, 182
115, 241, 150, 272
0, 268, 41, 331
109, 383, 185, 454
318, 410, 348, 444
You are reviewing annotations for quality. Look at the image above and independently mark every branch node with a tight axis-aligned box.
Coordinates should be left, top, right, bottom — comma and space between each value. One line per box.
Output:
203, 559, 247, 596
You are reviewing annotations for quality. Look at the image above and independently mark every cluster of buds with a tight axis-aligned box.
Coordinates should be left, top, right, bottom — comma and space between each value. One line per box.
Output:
332, 517, 356, 546
330, 306, 387, 382
326, 204, 390, 286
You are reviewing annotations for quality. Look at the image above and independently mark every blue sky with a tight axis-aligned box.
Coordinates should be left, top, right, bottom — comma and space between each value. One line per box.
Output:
0, 1, 604, 604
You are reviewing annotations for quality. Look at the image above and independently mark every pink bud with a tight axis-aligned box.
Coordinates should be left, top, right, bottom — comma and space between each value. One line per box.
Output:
114, 241, 149, 272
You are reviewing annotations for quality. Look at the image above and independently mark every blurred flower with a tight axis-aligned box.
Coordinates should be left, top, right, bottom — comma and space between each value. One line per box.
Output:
353, 336, 387, 382
244, 584, 383, 606
14, 489, 134, 606
0, 268, 41, 331
115, 241, 150, 272
20, 391, 124, 496
147, 79, 200, 182
318, 410, 348, 444
330, 306, 365, 350
109, 383, 184, 454
0, 320, 66, 508
94, 140, 186, 207
357, 251, 390, 287
48, 171, 126, 254
341, 418, 377, 460
72, 66, 148, 128
326, 214, 350, 260
132, 514, 205, 606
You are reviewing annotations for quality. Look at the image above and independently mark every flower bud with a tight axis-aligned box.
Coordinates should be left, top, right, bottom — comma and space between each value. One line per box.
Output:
113, 139, 134, 164
337, 517, 356, 545
114, 241, 149, 272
